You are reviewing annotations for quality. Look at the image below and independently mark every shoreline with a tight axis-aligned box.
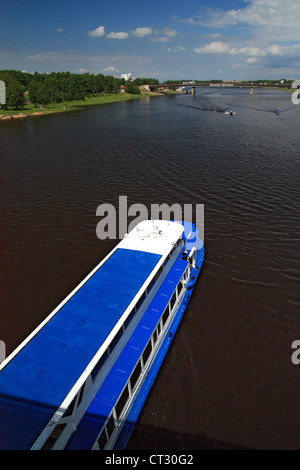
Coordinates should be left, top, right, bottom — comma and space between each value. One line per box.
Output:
1, 87, 293, 122
0, 91, 161, 121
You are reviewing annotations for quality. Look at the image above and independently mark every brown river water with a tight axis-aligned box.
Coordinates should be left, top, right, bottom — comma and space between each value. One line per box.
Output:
0, 88, 299, 449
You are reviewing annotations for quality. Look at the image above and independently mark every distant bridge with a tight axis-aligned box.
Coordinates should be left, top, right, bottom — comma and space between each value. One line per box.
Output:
149, 82, 291, 96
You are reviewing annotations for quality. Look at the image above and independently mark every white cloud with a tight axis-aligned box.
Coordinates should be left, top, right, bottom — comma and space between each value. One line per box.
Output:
131, 27, 152, 38
88, 26, 105, 38
106, 31, 129, 40
167, 46, 186, 53
193, 37, 300, 74
102, 66, 119, 73
194, 41, 231, 54
56, 28, 64, 33
150, 36, 171, 43
183, 0, 300, 42
162, 27, 178, 38
194, 40, 300, 59
230, 46, 267, 56
245, 57, 258, 64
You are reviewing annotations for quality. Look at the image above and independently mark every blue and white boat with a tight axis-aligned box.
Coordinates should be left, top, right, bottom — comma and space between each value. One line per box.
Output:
0, 219, 204, 450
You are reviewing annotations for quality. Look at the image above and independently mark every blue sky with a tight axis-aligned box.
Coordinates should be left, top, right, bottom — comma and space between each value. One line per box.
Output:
1, 0, 300, 81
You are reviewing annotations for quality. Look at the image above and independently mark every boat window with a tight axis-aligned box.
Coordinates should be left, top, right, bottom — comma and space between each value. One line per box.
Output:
97, 429, 107, 450
130, 360, 142, 391
106, 414, 115, 439
147, 277, 155, 294
77, 384, 85, 407
162, 306, 170, 326
170, 292, 177, 311
136, 292, 146, 311
170, 242, 177, 255
109, 327, 123, 353
155, 266, 163, 281
91, 350, 109, 381
157, 322, 161, 337
163, 255, 169, 266
142, 340, 152, 366
153, 329, 158, 345
177, 281, 183, 297
64, 396, 76, 417
41, 423, 67, 450
124, 308, 136, 329
115, 385, 130, 420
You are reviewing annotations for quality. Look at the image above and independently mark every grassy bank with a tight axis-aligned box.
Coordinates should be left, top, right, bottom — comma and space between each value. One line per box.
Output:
0, 93, 142, 119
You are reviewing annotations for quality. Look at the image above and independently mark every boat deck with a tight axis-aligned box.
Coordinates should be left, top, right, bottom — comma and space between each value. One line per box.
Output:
0, 248, 161, 450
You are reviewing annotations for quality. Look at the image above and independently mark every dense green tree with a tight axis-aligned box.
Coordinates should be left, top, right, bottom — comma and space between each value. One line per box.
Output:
6, 81, 25, 109
125, 81, 141, 94
28, 79, 39, 107
36, 83, 51, 106
0, 69, 178, 106
134, 77, 159, 86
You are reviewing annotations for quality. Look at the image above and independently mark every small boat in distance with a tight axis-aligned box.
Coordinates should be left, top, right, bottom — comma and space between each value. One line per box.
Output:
0, 219, 204, 450
224, 110, 236, 115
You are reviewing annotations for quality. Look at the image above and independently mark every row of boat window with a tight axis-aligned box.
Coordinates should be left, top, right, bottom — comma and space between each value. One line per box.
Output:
94, 271, 187, 450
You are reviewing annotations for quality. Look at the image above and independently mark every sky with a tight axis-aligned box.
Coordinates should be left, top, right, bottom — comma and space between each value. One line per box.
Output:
1, 0, 300, 81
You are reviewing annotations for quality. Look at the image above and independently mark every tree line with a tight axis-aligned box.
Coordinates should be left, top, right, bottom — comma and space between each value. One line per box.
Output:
0, 70, 160, 109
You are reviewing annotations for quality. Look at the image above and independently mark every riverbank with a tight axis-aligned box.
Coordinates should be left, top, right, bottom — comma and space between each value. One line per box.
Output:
0, 92, 147, 120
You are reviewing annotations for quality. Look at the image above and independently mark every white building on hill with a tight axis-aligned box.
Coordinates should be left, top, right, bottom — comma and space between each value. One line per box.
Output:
121, 73, 134, 81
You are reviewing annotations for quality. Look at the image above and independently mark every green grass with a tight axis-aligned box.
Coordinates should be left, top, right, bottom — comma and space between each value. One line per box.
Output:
0, 93, 141, 117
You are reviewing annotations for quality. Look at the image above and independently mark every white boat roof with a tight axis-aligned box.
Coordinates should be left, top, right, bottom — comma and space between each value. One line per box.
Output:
119, 220, 184, 256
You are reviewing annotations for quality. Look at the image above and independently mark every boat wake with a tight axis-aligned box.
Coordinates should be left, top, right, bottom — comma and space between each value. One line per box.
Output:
177, 103, 228, 113
225, 103, 296, 115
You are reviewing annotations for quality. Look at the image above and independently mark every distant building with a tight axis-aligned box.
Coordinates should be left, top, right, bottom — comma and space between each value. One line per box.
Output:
120, 85, 125, 93
121, 73, 134, 81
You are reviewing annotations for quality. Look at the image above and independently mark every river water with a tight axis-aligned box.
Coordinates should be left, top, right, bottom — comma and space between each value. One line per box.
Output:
0, 88, 299, 449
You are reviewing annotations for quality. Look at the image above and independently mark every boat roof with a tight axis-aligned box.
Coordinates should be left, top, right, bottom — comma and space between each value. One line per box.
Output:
0, 247, 161, 449
119, 220, 184, 256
